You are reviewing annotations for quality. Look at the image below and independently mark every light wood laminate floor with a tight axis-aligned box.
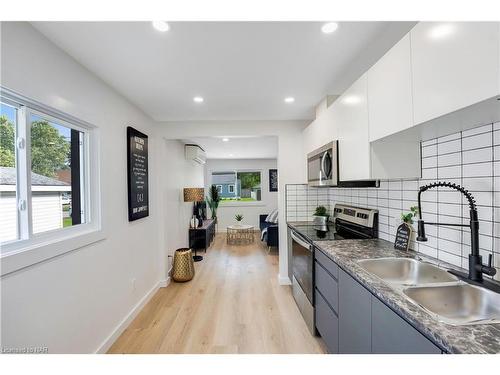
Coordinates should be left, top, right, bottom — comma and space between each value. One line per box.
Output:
108, 233, 326, 354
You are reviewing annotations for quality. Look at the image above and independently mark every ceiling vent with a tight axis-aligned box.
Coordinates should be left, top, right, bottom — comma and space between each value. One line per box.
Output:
185, 144, 206, 165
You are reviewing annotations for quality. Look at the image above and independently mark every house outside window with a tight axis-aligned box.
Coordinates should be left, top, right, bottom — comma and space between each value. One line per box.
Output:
211, 170, 261, 202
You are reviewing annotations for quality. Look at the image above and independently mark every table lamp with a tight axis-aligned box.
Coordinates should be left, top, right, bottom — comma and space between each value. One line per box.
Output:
183, 187, 205, 228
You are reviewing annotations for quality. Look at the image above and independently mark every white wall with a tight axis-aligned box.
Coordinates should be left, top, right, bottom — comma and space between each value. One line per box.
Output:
204, 158, 278, 230
156, 120, 307, 284
160, 140, 204, 276
0, 22, 163, 353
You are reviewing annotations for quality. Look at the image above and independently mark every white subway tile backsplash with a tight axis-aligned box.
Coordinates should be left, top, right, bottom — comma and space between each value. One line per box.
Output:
389, 199, 402, 209
422, 138, 437, 147
402, 190, 417, 201
464, 177, 493, 192
438, 227, 462, 243
438, 251, 462, 268
402, 180, 419, 191
462, 148, 493, 164
494, 130, 500, 146
462, 162, 492, 178
462, 132, 492, 150
388, 190, 402, 200
438, 238, 462, 256
422, 144, 437, 157
473, 192, 493, 207
438, 133, 460, 143
422, 168, 438, 179
437, 152, 461, 167
438, 203, 462, 217
462, 123, 492, 137
439, 165, 461, 179
285, 122, 500, 280
494, 146, 500, 161
418, 244, 438, 258
422, 156, 437, 169
420, 201, 438, 214
438, 139, 461, 154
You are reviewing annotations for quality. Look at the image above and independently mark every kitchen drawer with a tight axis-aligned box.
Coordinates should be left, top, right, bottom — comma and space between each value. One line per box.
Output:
314, 248, 339, 279
315, 289, 339, 354
315, 261, 339, 314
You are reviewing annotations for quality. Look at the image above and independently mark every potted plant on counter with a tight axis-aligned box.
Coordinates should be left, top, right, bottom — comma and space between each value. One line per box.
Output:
395, 206, 419, 251
313, 205, 329, 226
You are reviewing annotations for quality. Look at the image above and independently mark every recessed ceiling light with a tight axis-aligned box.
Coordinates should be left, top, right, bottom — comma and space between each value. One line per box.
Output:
321, 22, 339, 34
284, 97, 295, 103
229, 154, 234, 157
429, 24, 455, 40
342, 95, 361, 105
152, 21, 170, 32
193, 96, 204, 103
222, 138, 229, 142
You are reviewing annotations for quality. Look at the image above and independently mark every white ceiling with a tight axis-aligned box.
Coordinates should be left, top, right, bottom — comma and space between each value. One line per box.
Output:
183, 136, 278, 159
32, 21, 415, 121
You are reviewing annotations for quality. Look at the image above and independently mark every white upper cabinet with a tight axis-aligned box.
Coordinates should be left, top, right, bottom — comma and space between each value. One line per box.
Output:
411, 22, 500, 125
368, 34, 413, 142
303, 104, 339, 155
337, 73, 371, 181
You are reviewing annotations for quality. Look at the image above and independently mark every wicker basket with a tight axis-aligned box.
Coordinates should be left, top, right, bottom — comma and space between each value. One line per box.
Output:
172, 248, 195, 282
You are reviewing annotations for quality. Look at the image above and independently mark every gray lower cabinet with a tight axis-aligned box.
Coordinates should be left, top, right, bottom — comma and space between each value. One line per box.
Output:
371, 297, 441, 354
314, 249, 443, 354
338, 269, 372, 354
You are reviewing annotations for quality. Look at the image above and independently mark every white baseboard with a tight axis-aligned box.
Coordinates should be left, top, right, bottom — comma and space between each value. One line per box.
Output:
95, 279, 167, 353
158, 277, 170, 288
278, 274, 292, 285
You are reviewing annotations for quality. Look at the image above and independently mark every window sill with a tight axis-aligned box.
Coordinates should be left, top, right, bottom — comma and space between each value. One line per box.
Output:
219, 202, 267, 208
1, 225, 105, 276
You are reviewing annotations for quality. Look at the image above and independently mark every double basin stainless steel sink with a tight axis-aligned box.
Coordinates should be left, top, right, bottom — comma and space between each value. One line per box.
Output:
357, 258, 500, 325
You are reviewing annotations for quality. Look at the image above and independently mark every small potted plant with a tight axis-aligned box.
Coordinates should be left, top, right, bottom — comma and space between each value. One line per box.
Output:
206, 184, 221, 223
397, 206, 419, 249
313, 205, 329, 226
401, 206, 419, 227
235, 214, 244, 225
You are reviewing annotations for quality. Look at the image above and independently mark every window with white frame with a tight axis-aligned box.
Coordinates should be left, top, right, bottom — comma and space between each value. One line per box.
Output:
0, 89, 96, 255
211, 170, 261, 202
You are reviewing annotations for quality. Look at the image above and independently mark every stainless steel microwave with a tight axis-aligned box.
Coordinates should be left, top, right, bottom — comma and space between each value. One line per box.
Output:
307, 141, 339, 187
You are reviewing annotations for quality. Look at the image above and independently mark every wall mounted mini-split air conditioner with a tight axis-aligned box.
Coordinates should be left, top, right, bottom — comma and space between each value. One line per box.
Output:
185, 144, 206, 165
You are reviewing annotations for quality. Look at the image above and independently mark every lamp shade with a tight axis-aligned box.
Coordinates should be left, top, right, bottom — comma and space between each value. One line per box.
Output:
183, 187, 204, 202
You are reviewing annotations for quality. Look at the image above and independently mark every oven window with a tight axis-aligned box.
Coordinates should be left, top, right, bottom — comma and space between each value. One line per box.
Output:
292, 236, 313, 303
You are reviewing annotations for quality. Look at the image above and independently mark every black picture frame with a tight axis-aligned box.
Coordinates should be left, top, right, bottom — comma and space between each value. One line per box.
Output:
127, 126, 149, 221
269, 169, 278, 192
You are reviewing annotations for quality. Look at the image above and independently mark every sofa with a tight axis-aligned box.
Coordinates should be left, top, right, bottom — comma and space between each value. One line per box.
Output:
259, 214, 279, 248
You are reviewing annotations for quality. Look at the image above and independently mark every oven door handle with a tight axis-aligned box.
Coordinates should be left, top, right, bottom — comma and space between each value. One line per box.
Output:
291, 231, 312, 250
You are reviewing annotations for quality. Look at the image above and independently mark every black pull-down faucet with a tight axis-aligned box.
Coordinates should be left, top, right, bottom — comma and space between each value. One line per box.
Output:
417, 181, 496, 283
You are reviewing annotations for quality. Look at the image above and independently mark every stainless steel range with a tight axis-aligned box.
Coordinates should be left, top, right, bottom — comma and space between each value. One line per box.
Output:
289, 204, 378, 334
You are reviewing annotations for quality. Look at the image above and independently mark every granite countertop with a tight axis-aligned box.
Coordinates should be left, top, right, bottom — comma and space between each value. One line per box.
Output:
287, 222, 500, 354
